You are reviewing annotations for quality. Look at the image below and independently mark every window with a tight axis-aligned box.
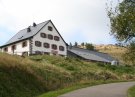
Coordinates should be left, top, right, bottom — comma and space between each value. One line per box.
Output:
11, 45, 16, 50
4, 47, 8, 52
35, 41, 42, 47
44, 43, 50, 48
22, 41, 27, 47
40, 33, 46, 38
48, 34, 53, 40
52, 44, 57, 50
59, 46, 65, 51
54, 36, 60, 41
48, 26, 53, 31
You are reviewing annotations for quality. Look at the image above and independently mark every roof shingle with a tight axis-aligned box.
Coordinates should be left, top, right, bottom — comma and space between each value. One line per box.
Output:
4, 20, 49, 46
68, 47, 116, 63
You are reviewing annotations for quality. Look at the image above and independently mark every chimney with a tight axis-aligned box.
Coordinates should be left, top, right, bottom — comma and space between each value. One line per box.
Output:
33, 22, 37, 27
27, 26, 31, 32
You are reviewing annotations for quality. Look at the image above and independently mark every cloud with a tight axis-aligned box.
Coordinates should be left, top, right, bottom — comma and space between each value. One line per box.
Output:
0, 0, 118, 45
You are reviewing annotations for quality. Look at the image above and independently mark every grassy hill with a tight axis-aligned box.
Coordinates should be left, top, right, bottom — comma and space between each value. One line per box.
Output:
95, 44, 126, 64
128, 85, 135, 97
0, 52, 135, 97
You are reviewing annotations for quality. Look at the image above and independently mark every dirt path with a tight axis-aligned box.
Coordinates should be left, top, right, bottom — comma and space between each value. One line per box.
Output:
59, 82, 135, 97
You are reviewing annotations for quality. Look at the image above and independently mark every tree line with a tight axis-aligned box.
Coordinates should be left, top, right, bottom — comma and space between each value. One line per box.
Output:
69, 42, 95, 50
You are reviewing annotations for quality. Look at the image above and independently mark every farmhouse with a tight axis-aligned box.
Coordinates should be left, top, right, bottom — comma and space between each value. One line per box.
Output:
0, 20, 118, 64
0, 20, 67, 56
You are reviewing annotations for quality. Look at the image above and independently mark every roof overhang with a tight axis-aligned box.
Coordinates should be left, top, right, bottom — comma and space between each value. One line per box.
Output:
0, 37, 33, 48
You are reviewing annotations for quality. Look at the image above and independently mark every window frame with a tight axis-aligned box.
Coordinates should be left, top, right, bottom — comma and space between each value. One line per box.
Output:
59, 46, 65, 51
22, 41, 27, 48
51, 44, 57, 50
4, 47, 8, 52
48, 34, 53, 40
48, 26, 53, 31
11, 45, 16, 50
54, 36, 60, 41
40, 33, 46, 38
44, 43, 50, 48
35, 41, 42, 47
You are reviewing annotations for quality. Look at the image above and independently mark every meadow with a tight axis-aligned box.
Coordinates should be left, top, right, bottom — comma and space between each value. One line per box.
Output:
0, 52, 135, 97
128, 86, 135, 97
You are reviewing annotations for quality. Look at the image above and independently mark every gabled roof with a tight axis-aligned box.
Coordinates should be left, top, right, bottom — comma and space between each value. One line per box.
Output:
68, 47, 116, 63
0, 20, 67, 48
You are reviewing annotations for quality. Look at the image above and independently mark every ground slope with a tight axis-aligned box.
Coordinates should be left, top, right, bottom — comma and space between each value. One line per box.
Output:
0, 53, 135, 97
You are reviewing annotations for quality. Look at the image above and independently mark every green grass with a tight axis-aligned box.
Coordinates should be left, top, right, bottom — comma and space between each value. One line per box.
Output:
0, 66, 46, 97
0, 53, 135, 97
128, 86, 135, 97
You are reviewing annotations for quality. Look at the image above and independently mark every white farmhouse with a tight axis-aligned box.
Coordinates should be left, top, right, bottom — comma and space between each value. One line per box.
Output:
0, 20, 67, 56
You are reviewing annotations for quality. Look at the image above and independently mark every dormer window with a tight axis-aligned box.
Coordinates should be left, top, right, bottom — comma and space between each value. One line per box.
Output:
27, 27, 31, 32
22, 41, 27, 47
54, 36, 60, 41
40, 33, 46, 38
4, 47, 8, 52
33, 22, 37, 27
48, 26, 53, 31
48, 34, 53, 40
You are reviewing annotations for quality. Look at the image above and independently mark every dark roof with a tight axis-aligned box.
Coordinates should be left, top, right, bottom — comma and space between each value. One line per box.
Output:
68, 47, 116, 63
0, 20, 67, 48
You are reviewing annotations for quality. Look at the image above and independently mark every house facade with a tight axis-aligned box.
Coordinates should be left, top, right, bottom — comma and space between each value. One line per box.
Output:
0, 20, 67, 56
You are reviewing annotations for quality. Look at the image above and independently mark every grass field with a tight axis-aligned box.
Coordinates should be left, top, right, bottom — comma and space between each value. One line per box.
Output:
128, 86, 135, 97
0, 52, 135, 97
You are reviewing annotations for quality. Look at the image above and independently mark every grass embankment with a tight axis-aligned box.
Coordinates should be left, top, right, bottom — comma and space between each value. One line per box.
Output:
0, 53, 135, 97
128, 86, 135, 97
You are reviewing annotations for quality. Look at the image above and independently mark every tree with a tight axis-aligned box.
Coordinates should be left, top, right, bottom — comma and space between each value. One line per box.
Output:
123, 41, 135, 65
85, 43, 94, 50
81, 42, 85, 48
69, 42, 72, 49
69, 42, 72, 46
107, 0, 135, 65
74, 42, 78, 47
107, 0, 135, 41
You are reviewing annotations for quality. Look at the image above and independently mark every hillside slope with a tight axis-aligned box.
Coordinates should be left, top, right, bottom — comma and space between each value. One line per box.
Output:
0, 53, 71, 97
0, 53, 135, 97
95, 45, 126, 64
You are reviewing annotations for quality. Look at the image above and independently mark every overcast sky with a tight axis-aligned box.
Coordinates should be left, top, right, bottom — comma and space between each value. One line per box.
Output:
0, 0, 120, 46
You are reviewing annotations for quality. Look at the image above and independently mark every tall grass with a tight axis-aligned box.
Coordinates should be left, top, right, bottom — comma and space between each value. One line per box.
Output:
0, 53, 135, 97
128, 86, 135, 97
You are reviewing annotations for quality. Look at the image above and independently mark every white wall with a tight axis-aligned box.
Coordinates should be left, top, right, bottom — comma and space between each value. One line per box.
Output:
32, 22, 67, 56
1, 40, 30, 55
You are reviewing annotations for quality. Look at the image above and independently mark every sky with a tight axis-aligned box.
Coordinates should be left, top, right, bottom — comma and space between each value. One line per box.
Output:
0, 0, 120, 46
